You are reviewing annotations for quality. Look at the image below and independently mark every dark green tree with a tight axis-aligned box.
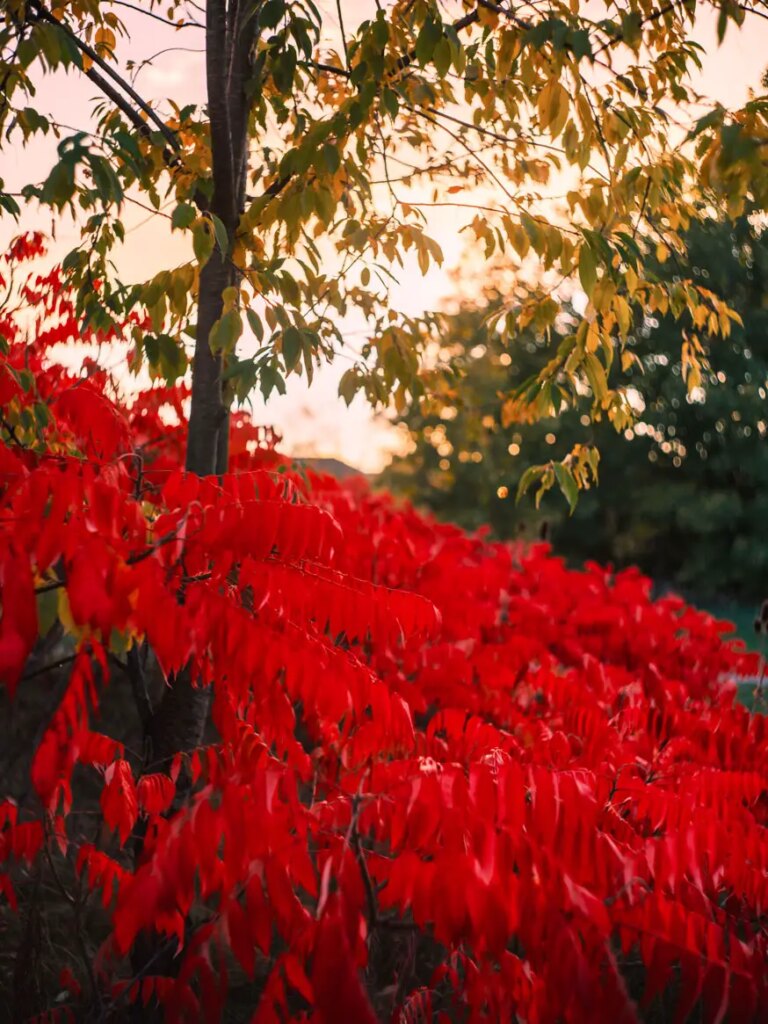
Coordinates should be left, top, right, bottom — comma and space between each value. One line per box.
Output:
383, 215, 768, 602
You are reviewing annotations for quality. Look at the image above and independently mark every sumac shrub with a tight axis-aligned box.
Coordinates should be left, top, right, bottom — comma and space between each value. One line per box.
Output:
1, 236, 767, 1022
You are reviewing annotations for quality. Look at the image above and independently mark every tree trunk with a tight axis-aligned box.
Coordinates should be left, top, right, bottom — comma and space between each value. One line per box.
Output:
184, 0, 241, 478
131, 5, 259, 1010
154, 0, 258, 756
186, 248, 230, 477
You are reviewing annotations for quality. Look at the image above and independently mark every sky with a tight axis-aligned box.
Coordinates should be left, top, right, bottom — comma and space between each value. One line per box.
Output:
3, 1, 768, 471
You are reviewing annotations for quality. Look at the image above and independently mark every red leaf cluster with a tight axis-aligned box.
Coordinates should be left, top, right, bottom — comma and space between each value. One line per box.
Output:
0, 237, 766, 1022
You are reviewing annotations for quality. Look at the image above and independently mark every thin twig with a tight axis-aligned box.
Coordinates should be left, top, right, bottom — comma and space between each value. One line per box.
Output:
110, 0, 202, 29
335, 0, 349, 67
43, 830, 102, 1007
21, 654, 77, 682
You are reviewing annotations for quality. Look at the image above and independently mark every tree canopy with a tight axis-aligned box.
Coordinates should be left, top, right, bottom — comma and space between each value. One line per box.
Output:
3, 0, 768, 494
384, 212, 768, 601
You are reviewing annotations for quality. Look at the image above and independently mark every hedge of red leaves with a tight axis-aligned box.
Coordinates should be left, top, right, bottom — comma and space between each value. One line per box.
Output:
1, 235, 768, 1022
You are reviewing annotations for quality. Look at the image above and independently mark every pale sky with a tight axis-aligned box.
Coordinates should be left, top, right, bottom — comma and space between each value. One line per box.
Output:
3, 2, 768, 471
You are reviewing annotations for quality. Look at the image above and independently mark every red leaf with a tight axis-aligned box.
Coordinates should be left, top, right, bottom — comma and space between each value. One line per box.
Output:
100, 759, 138, 845
0, 544, 37, 696
226, 898, 256, 979
311, 898, 376, 1024
137, 773, 175, 816
282, 952, 313, 1003
79, 730, 123, 766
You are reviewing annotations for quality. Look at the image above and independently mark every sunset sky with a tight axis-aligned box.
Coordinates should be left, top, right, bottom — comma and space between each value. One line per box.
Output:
4, 1, 768, 471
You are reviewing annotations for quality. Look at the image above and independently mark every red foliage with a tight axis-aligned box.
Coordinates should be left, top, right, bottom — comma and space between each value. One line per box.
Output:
1, 235, 767, 1021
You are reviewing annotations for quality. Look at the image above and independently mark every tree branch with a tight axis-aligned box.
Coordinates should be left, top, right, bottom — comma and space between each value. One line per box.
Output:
228, 0, 260, 216
34, 522, 186, 596
110, 0, 202, 29
206, 0, 236, 225
335, 0, 349, 66
593, 1, 678, 57
20, 654, 77, 682
30, 0, 181, 153
124, 644, 154, 732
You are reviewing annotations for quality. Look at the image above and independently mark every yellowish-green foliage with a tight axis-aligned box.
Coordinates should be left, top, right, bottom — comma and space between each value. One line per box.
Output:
2, 0, 768, 497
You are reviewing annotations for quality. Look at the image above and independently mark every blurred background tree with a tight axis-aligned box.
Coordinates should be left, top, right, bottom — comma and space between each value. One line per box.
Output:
382, 213, 768, 611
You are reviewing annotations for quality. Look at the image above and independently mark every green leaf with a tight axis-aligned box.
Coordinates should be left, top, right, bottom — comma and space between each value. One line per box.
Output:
516, 464, 541, 502
246, 308, 264, 342
157, 333, 188, 383
36, 588, 60, 639
209, 309, 242, 354
172, 203, 197, 230
313, 187, 335, 225
282, 326, 303, 370
620, 11, 642, 47
144, 334, 160, 365
33, 402, 50, 428
109, 628, 131, 657
381, 88, 399, 119
0, 191, 20, 217
321, 143, 340, 174
521, 213, 543, 254
41, 160, 75, 209
259, 363, 286, 399
87, 153, 123, 204
193, 220, 215, 266
554, 463, 579, 513
372, 13, 389, 48
578, 244, 597, 297
259, 0, 285, 29
524, 19, 554, 49
301, 329, 317, 384
272, 46, 297, 94
415, 17, 442, 66
20, 106, 50, 136
433, 38, 452, 77
688, 105, 725, 140
567, 28, 592, 60
210, 213, 229, 255
223, 356, 260, 404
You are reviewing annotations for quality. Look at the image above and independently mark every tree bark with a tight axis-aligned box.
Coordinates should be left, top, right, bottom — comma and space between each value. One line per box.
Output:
185, 0, 238, 478
186, 247, 231, 476
152, 0, 259, 763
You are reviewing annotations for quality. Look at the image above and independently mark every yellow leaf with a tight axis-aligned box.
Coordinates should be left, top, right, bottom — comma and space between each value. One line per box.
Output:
509, 222, 530, 259
614, 295, 631, 338
537, 79, 555, 130
584, 352, 608, 402
550, 84, 570, 139
538, 79, 568, 138
95, 27, 116, 49
586, 320, 601, 353
58, 589, 82, 640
